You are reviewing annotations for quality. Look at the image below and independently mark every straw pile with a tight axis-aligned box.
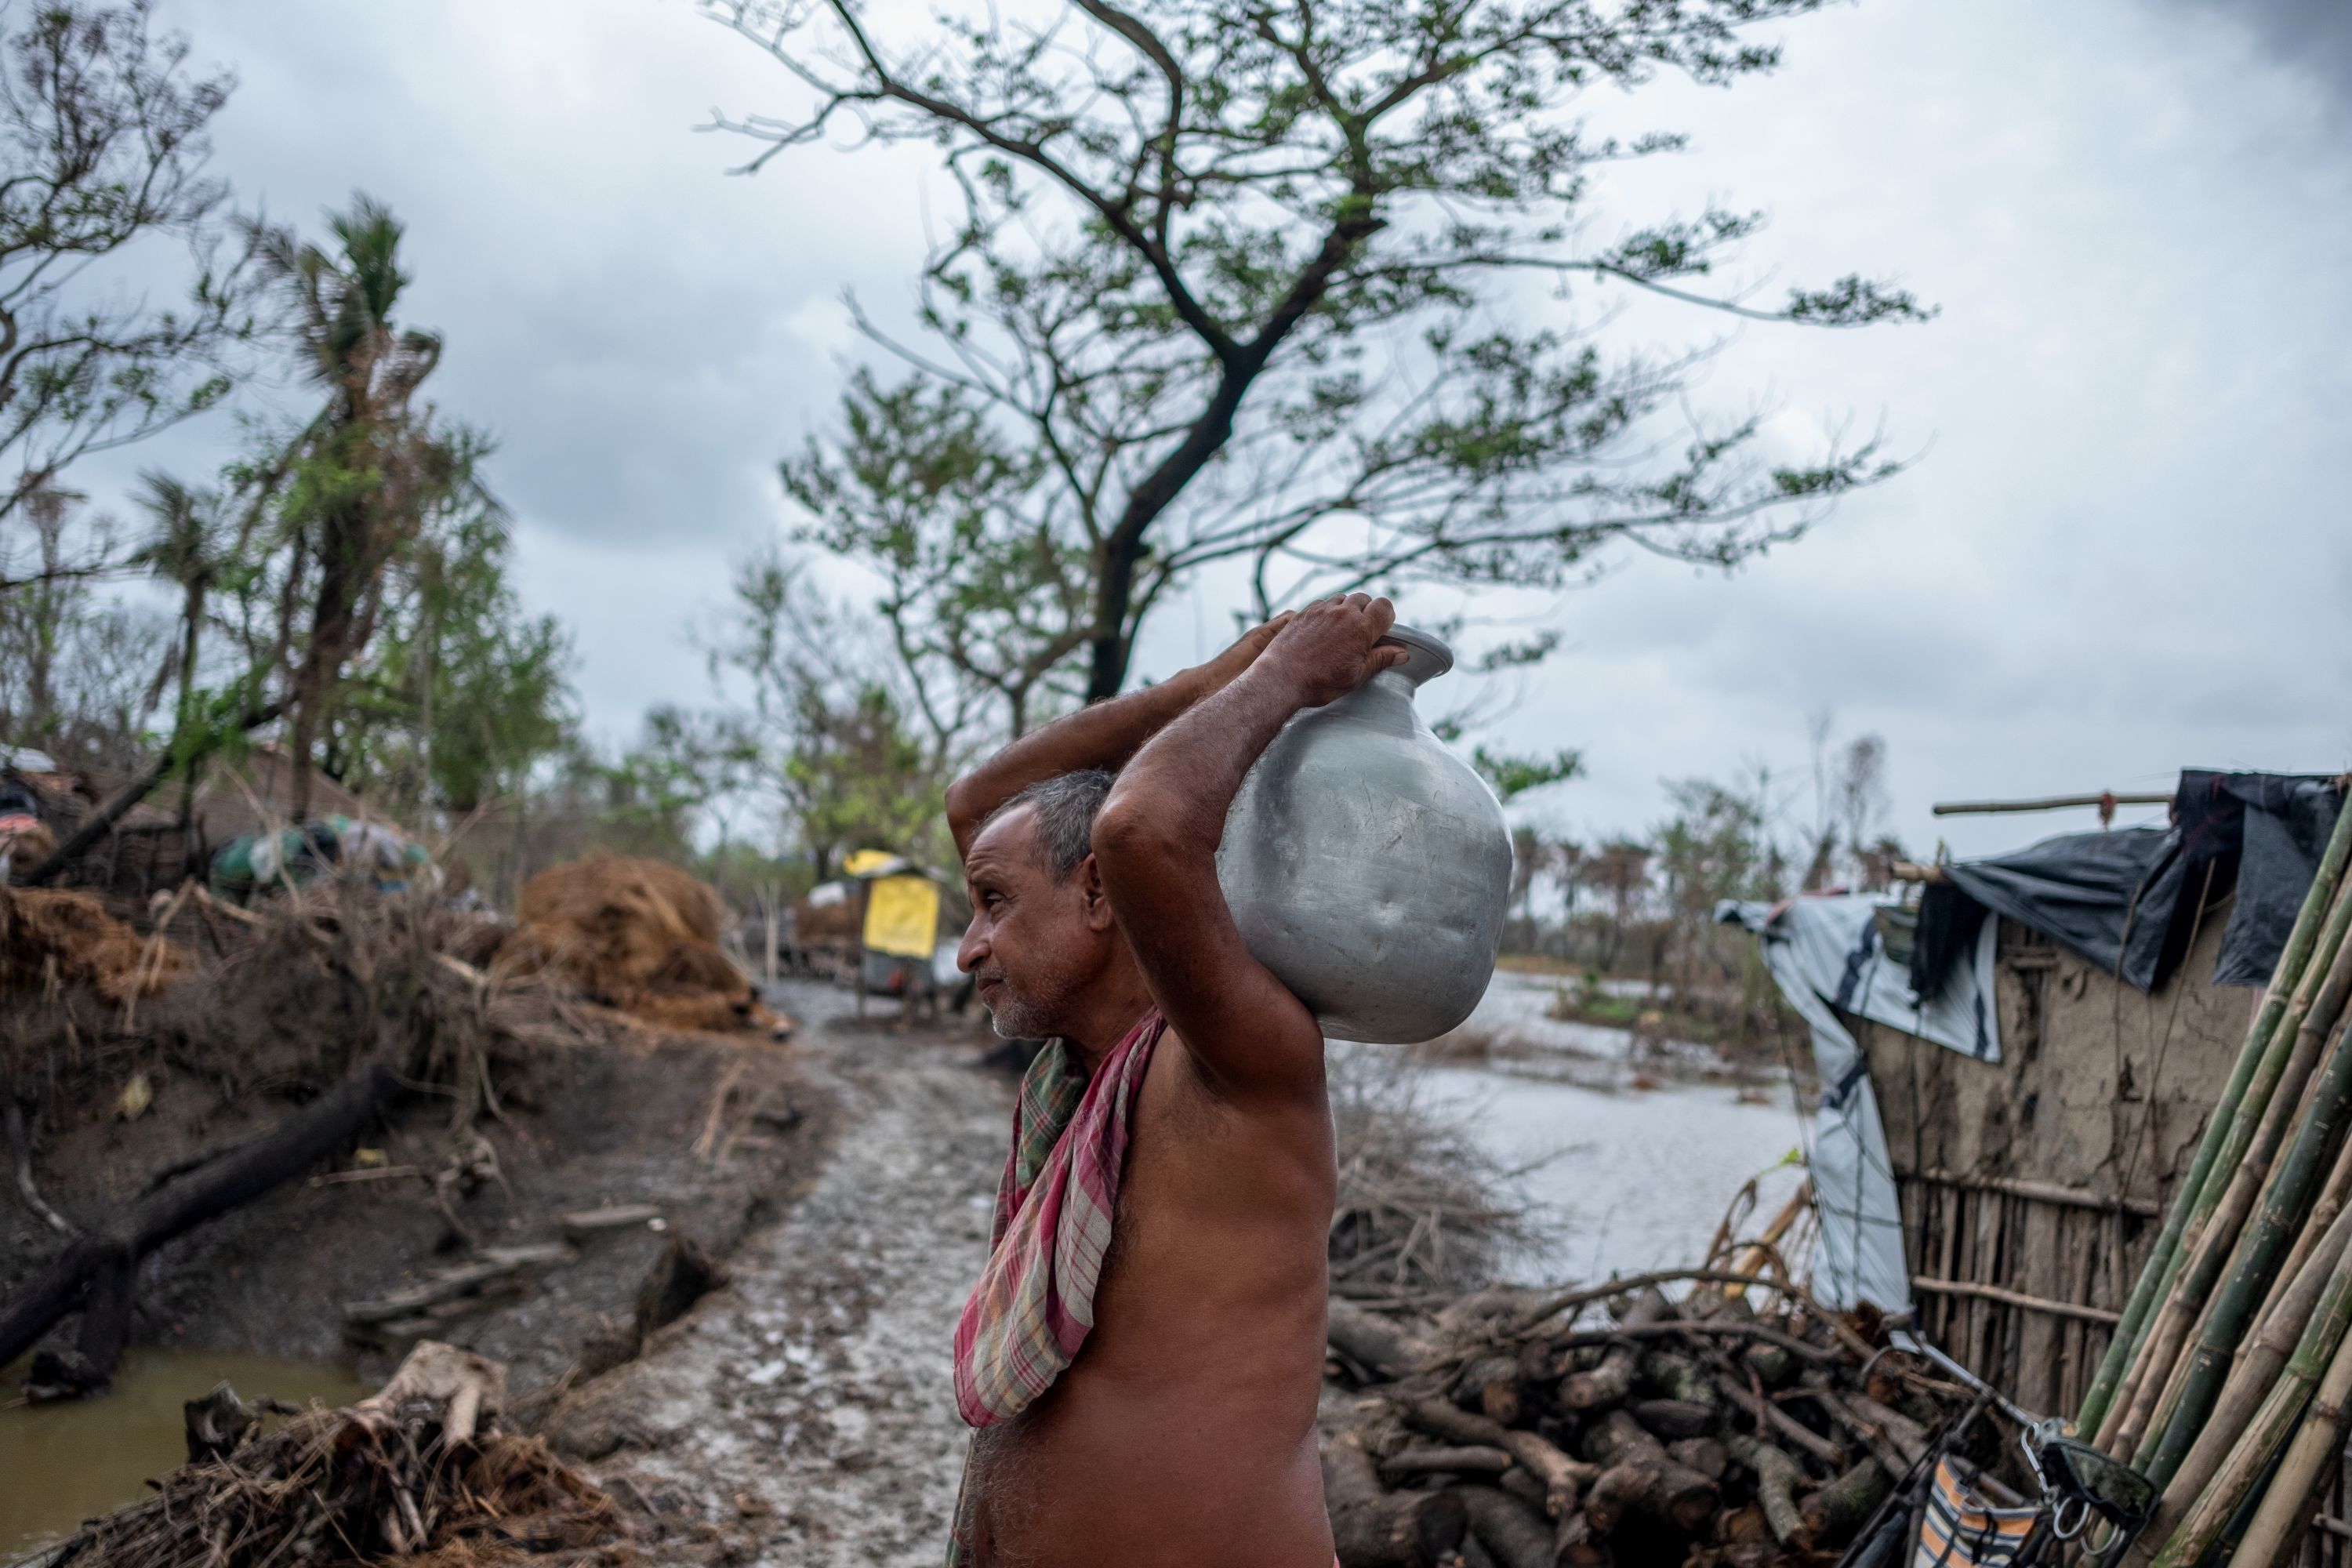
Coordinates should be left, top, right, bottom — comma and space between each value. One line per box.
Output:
40, 1341, 637, 1568
1320, 1273, 1986, 1568
2072, 797, 2352, 1566
0, 884, 187, 1007
498, 855, 779, 1035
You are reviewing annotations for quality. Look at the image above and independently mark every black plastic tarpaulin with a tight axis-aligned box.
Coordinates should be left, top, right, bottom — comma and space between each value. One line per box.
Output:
1911, 770, 2345, 997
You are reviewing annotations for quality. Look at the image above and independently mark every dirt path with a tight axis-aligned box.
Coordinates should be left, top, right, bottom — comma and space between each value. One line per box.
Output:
547, 982, 1011, 1567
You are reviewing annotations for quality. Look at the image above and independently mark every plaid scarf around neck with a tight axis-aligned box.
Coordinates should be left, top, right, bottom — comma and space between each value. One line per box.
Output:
952, 1008, 1166, 1429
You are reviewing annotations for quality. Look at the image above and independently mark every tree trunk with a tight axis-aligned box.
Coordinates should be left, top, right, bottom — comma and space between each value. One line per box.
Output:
174, 583, 204, 826
0, 1056, 399, 1372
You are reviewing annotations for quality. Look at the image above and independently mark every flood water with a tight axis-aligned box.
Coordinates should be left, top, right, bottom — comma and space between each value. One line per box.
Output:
0, 1347, 372, 1556
1427, 967, 1813, 1289
1423, 1064, 1809, 1286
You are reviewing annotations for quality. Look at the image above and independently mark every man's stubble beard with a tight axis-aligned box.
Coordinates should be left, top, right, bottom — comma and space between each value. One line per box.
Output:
985, 974, 1073, 1042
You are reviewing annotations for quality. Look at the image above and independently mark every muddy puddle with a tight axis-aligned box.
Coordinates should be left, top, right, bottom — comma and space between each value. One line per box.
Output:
1, 1348, 373, 1555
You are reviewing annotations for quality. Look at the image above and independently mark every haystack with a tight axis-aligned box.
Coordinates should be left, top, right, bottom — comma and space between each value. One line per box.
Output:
0, 884, 188, 1007
502, 855, 784, 1036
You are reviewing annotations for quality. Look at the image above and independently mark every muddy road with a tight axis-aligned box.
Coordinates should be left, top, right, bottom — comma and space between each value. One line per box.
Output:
548, 984, 1011, 1567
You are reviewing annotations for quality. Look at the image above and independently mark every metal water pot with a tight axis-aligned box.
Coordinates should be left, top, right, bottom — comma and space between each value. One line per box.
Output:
1216, 625, 1512, 1044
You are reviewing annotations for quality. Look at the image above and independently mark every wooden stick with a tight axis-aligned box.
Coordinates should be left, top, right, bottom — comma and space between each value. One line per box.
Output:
1548, 1319, 1838, 1364
1917, 1169, 2160, 1218
1931, 792, 2172, 817
1514, 1269, 1795, 1334
1716, 1370, 1845, 1468
1907, 1276, 2122, 1326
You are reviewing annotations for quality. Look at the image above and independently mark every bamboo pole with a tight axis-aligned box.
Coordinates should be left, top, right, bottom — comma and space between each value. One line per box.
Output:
2255, 1116, 2352, 1334
2146, 1197, 2352, 1545
2234, 1318, 2352, 1568
2140, 933, 2352, 1486
2148, 1231, 2352, 1568
2099, 882, 2352, 1453
2081, 805, 2352, 1432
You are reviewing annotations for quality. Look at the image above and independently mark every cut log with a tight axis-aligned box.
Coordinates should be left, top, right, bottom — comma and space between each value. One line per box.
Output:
1325, 1431, 1467, 1568
1631, 1397, 1716, 1439
1454, 1485, 1555, 1568
1742, 1341, 1793, 1386
1330, 1297, 1436, 1381
1380, 1446, 1514, 1482
1718, 1501, 1772, 1544
1581, 1409, 1718, 1534
1640, 1349, 1721, 1410
1583, 1462, 1660, 1536
1670, 1436, 1730, 1482
1797, 1457, 1890, 1550
1396, 1396, 1594, 1515
1730, 1435, 1806, 1544
1452, 1355, 1523, 1425
1555, 1510, 1613, 1567
0, 1056, 401, 1374
1560, 1287, 1672, 1410
560, 1203, 663, 1243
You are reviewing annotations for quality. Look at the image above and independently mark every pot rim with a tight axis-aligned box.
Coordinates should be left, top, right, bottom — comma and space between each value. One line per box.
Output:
1376, 624, 1454, 688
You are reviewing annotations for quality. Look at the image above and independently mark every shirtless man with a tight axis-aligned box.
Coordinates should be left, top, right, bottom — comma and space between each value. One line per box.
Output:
944, 593, 1410, 1567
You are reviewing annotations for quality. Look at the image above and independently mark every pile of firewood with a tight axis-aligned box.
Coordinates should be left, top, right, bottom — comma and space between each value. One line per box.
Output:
1321, 1271, 1998, 1568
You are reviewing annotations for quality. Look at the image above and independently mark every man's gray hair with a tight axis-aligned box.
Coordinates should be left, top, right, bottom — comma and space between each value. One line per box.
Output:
987, 768, 1115, 880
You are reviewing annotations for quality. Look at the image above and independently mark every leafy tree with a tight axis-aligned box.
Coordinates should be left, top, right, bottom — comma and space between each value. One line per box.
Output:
782, 369, 1087, 739
706, 0, 1927, 701
128, 471, 229, 816
243, 195, 488, 820
706, 552, 954, 875
1474, 743, 1582, 804
0, 482, 170, 766
0, 1, 261, 531
332, 503, 575, 817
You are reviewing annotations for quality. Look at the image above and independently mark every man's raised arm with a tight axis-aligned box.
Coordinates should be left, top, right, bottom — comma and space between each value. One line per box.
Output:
943, 616, 1293, 859
1091, 596, 1410, 1100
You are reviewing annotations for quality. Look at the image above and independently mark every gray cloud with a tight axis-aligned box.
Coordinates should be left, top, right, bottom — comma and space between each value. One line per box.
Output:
2164, 0, 2352, 93
80, 0, 2352, 852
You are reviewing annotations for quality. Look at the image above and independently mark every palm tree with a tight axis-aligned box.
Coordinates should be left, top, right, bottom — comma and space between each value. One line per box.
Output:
131, 471, 226, 822
258, 194, 449, 822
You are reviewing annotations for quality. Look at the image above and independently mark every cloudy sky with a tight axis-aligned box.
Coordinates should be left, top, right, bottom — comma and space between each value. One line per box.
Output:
110, 0, 2352, 859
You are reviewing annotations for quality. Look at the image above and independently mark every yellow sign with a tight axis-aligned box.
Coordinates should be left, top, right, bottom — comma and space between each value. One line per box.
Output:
841, 848, 903, 878
862, 874, 940, 959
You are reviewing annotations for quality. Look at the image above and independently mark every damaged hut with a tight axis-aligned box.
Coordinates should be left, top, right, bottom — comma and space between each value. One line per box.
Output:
1722, 768, 2352, 1559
